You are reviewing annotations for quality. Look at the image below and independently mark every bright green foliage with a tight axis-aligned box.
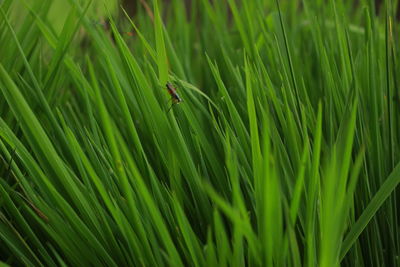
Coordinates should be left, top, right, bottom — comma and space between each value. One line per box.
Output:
0, 0, 399, 266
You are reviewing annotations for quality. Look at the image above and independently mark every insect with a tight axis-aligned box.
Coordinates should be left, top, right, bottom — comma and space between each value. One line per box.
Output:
91, 20, 135, 37
166, 82, 183, 112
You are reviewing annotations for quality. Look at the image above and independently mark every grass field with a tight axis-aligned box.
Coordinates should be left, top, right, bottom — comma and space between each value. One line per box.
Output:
0, 0, 399, 266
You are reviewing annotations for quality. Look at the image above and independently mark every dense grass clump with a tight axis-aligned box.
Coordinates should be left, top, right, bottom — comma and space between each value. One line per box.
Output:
0, 0, 399, 266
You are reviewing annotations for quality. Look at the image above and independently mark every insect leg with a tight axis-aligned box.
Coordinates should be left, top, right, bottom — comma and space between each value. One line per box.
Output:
166, 103, 177, 113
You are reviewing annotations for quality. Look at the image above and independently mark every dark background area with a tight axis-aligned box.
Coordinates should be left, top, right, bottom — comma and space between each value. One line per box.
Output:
120, 0, 399, 19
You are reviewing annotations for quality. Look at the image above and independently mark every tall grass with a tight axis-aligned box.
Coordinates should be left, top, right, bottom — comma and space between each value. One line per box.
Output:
0, 0, 399, 266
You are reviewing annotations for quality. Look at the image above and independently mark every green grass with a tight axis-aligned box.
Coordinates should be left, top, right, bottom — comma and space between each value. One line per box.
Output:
0, 0, 399, 266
